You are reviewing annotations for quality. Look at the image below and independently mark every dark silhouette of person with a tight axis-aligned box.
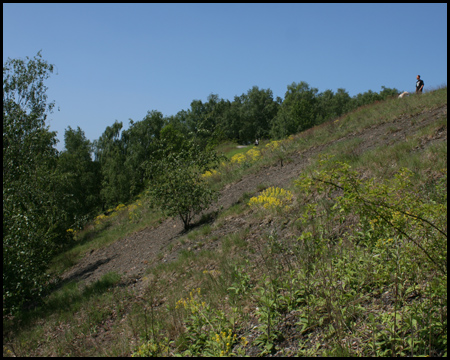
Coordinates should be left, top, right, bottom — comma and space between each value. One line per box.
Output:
416, 75, 424, 94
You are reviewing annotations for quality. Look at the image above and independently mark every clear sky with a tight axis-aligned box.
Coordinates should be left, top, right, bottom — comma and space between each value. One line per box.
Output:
3, 3, 447, 151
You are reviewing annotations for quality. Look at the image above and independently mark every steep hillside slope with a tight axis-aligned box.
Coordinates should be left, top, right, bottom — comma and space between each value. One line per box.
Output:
61, 103, 447, 290
4, 91, 446, 357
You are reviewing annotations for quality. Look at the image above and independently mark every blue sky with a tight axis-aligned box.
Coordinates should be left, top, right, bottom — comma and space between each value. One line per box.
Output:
3, 3, 447, 151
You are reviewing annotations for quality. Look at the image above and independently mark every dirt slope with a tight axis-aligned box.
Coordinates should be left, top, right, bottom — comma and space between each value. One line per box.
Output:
61, 104, 447, 289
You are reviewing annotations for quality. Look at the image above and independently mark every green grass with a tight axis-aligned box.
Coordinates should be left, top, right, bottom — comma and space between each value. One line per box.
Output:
4, 87, 447, 357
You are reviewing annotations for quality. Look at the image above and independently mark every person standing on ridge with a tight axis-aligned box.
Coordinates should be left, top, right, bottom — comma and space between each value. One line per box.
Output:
416, 75, 424, 94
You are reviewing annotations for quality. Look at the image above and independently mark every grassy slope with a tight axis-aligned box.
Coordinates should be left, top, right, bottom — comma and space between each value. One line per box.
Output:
3, 88, 447, 357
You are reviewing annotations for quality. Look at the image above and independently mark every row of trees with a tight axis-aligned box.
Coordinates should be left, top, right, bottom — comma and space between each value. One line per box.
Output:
3, 52, 398, 314
150, 83, 399, 144
90, 83, 398, 208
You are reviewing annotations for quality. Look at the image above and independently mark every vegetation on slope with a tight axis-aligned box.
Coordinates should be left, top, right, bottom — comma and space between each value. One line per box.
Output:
3, 52, 403, 317
3, 86, 446, 357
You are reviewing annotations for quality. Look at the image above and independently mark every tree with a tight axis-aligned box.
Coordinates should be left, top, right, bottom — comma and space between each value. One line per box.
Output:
345, 86, 399, 113
334, 88, 352, 115
145, 139, 223, 230
222, 95, 244, 141
166, 109, 190, 137
186, 99, 207, 136
351, 89, 381, 108
209, 97, 232, 142
202, 93, 230, 145
3, 51, 67, 314
93, 110, 168, 209
159, 123, 186, 153
315, 88, 352, 125
270, 81, 319, 139
3, 51, 57, 183
94, 120, 129, 208
379, 86, 399, 100
122, 110, 167, 197
236, 86, 279, 143
57, 126, 102, 226
315, 89, 336, 125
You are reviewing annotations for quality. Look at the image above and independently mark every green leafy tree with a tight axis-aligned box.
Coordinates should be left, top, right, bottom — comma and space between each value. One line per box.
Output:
345, 86, 399, 113
94, 120, 130, 208
351, 89, 380, 108
270, 81, 318, 139
122, 110, 167, 197
181, 94, 233, 146
221, 96, 244, 141
3, 51, 67, 314
200, 93, 233, 145
159, 123, 186, 153
206, 95, 232, 143
334, 88, 352, 115
184, 97, 217, 148
186, 99, 207, 136
94, 110, 168, 209
315, 88, 352, 124
379, 85, 399, 100
166, 109, 190, 137
236, 86, 279, 143
57, 126, 102, 227
145, 139, 223, 230
315, 89, 336, 125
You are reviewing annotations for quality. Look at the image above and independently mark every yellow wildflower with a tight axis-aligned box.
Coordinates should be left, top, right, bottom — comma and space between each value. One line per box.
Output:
248, 187, 293, 211
246, 148, 261, 162
231, 153, 246, 164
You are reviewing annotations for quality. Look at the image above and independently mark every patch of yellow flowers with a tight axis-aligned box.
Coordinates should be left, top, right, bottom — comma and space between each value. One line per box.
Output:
230, 148, 261, 166
209, 329, 248, 357
174, 288, 248, 356
201, 169, 220, 179
265, 140, 281, 151
248, 187, 294, 211
93, 201, 143, 226
175, 287, 206, 313
213, 329, 238, 356
246, 148, 261, 162
230, 153, 246, 165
